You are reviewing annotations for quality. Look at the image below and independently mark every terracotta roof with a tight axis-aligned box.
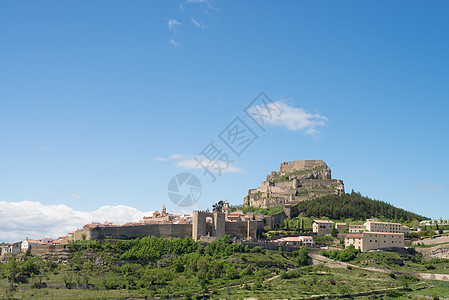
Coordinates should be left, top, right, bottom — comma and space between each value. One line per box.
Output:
346, 234, 363, 238
122, 222, 138, 226
300, 236, 314, 240
83, 223, 99, 228
275, 237, 301, 242
230, 211, 244, 216
25, 239, 40, 244
364, 231, 404, 236
365, 221, 402, 226
313, 220, 334, 224
226, 215, 240, 219
102, 222, 119, 227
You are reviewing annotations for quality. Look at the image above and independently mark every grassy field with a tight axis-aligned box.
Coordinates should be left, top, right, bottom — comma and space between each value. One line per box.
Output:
1, 237, 449, 299
349, 251, 449, 275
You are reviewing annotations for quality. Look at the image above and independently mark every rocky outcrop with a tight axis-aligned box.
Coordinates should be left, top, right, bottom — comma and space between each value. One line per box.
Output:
415, 244, 449, 260
244, 160, 344, 208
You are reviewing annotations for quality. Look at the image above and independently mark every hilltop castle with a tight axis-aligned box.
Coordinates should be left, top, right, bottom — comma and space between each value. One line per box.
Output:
244, 160, 344, 208
52, 160, 344, 245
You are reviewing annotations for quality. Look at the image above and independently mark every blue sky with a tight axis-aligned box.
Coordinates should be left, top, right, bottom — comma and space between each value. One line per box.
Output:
1, 1, 448, 241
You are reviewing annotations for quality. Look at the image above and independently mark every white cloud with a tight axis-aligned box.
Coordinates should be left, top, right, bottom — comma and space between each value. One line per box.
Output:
168, 19, 181, 32
169, 154, 184, 160
154, 157, 169, 162
71, 193, 81, 201
247, 101, 328, 135
155, 154, 244, 173
0, 201, 154, 243
180, 0, 209, 9
418, 182, 449, 193
154, 154, 184, 161
176, 157, 244, 173
191, 18, 206, 29
170, 39, 181, 47
186, 0, 208, 4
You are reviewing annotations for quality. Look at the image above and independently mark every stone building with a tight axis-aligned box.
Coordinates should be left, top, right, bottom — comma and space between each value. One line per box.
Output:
62, 205, 262, 244
244, 160, 344, 208
345, 232, 405, 252
335, 223, 347, 232
313, 220, 334, 235
349, 224, 366, 233
364, 221, 410, 234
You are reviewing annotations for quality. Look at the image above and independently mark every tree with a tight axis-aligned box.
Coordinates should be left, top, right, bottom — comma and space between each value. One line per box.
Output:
331, 225, 338, 235
212, 200, 225, 212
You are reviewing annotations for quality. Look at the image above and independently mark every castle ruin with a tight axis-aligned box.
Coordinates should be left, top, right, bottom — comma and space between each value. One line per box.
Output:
244, 160, 344, 208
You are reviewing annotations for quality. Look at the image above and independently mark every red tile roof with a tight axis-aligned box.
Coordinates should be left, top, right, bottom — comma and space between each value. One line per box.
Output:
313, 220, 334, 224
365, 221, 402, 226
346, 234, 363, 238
364, 232, 404, 236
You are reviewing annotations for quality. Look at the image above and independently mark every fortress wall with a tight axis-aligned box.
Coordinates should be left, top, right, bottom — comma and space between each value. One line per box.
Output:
225, 222, 248, 239
71, 228, 93, 241
265, 211, 287, 229
72, 224, 192, 241
284, 203, 299, 219
280, 160, 325, 173
299, 179, 343, 189
275, 181, 294, 189
270, 186, 288, 193
29, 245, 71, 256
225, 221, 262, 240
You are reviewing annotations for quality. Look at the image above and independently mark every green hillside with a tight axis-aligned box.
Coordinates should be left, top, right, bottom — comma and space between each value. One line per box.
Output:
296, 191, 426, 222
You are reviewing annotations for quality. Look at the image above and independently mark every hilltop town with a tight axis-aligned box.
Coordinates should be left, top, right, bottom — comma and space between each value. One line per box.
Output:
1, 160, 449, 299
1, 160, 445, 255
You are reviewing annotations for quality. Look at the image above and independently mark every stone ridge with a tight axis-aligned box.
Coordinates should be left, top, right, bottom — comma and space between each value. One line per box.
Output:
244, 160, 344, 208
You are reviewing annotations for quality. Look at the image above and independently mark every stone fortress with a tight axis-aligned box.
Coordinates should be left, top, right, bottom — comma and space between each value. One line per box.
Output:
244, 160, 344, 208
18, 160, 343, 247
63, 202, 265, 244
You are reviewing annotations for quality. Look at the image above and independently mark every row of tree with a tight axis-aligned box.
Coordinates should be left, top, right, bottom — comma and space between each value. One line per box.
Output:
296, 191, 426, 222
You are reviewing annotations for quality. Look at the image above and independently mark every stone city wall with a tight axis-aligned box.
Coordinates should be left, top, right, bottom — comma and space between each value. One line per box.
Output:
280, 160, 326, 173
68, 224, 192, 242
225, 220, 262, 240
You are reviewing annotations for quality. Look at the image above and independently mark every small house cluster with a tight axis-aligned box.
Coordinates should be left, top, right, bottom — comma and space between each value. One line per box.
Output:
311, 219, 409, 252
0, 237, 64, 257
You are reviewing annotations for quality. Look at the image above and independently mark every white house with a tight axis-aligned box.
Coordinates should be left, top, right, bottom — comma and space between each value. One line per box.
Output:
299, 236, 314, 247
21, 238, 40, 251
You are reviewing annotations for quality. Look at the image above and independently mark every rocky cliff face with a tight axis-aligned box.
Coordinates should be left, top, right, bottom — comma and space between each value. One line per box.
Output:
415, 244, 449, 260
244, 160, 344, 208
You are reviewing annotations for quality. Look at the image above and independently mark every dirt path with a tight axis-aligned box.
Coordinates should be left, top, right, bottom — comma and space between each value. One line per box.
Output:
310, 254, 449, 281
